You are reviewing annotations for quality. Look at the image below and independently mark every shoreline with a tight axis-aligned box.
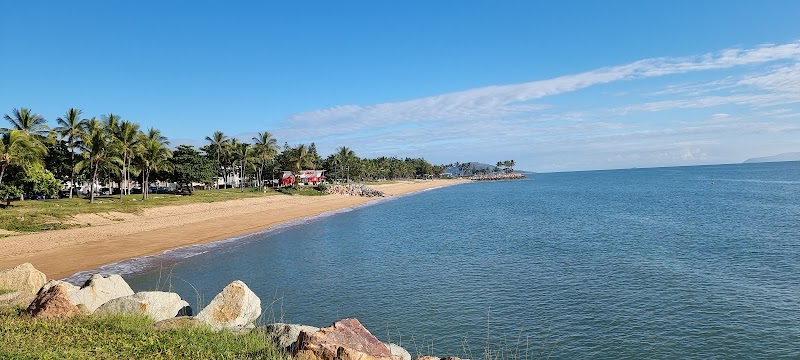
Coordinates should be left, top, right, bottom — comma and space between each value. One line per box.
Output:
0, 180, 468, 279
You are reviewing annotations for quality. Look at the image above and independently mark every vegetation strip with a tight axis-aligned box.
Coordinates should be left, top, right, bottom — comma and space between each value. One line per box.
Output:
0, 307, 288, 359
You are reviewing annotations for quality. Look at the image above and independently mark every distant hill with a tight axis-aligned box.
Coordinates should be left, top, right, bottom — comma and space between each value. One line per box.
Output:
743, 152, 800, 164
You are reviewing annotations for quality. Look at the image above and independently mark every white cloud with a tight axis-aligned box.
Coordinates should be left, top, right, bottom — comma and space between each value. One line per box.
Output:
273, 41, 800, 171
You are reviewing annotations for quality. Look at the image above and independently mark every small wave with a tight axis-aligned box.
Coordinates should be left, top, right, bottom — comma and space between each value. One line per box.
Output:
62, 186, 450, 283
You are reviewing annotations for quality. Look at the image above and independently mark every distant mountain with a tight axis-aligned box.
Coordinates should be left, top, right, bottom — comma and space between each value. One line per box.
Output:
743, 152, 800, 164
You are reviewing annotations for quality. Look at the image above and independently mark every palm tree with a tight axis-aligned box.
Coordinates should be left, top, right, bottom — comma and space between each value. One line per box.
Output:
76, 120, 122, 204
233, 141, 251, 191
205, 131, 228, 189
115, 121, 140, 198
102, 113, 122, 135
0, 130, 47, 186
289, 144, 314, 188
333, 146, 355, 182
55, 108, 85, 198
138, 128, 172, 200
252, 131, 278, 190
3, 108, 50, 142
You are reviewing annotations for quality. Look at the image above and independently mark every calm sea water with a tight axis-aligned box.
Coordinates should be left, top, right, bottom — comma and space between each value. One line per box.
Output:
125, 162, 800, 359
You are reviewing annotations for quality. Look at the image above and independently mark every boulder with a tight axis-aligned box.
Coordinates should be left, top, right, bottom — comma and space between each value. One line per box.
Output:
386, 343, 412, 360
0, 263, 47, 306
26, 280, 84, 318
94, 291, 189, 322
196, 280, 261, 331
153, 316, 205, 331
263, 323, 320, 351
71, 274, 134, 313
294, 318, 401, 360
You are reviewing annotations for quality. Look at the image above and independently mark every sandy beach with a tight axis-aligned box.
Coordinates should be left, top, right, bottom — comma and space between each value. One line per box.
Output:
0, 180, 467, 279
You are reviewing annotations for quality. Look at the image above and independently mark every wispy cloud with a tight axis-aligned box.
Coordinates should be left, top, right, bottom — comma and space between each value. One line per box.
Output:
275, 41, 800, 171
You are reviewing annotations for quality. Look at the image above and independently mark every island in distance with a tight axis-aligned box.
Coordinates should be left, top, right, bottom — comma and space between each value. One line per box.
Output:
743, 152, 800, 164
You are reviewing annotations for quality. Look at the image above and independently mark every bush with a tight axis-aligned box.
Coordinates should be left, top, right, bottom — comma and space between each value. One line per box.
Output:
0, 184, 22, 206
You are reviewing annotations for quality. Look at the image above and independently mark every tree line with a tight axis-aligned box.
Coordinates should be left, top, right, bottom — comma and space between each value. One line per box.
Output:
1, 107, 447, 204
445, 160, 516, 176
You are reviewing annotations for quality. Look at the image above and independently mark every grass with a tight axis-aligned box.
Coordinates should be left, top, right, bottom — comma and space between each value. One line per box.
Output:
0, 306, 289, 360
0, 188, 281, 233
0, 288, 13, 296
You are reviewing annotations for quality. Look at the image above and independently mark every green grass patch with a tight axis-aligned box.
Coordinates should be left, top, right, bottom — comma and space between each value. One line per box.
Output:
0, 307, 288, 359
278, 187, 326, 196
0, 288, 13, 296
0, 188, 280, 233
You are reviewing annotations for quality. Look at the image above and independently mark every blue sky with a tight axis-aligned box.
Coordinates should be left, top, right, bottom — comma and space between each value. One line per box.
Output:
2, 1, 800, 172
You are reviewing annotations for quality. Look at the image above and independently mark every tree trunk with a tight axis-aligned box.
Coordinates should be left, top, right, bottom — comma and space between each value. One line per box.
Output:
119, 160, 125, 200
142, 170, 149, 201
0, 165, 5, 186
90, 166, 98, 204
69, 143, 75, 198
241, 161, 246, 192
127, 157, 132, 195
216, 152, 221, 189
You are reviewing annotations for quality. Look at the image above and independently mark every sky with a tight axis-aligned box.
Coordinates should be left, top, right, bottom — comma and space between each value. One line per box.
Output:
2, 1, 800, 172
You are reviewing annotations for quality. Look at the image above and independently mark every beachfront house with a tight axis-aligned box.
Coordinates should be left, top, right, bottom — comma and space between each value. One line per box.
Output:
280, 170, 326, 186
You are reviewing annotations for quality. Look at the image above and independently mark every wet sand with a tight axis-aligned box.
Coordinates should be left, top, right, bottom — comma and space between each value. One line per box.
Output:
0, 180, 467, 279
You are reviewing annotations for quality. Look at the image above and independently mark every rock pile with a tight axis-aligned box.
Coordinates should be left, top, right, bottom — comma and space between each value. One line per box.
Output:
323, 184, 386, 197
7, 263, 260, 331
467, 173, 526, 181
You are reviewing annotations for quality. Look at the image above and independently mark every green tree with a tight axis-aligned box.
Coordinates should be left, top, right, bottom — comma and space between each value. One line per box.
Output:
0, 130, 47, 186
137, 128, 172, 200
3, 108, 50, 140
43, 140, 72, 182
170, 145, 216, 194
54, 108, 85, 197
205, 131, 228, 189
0, 183, 22, 207
232, 140, 252, 191
14, 165, 61, 199
115, 121, 140, 198
76, 119, 121, 204
102, 113, 122, 135
288, 144, 314, 188
252, 131, 278, 190
332, 146, 356, 182
308, 142, 321, 170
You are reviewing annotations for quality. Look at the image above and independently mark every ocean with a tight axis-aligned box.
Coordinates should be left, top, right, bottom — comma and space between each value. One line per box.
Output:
125, 161, 800, 359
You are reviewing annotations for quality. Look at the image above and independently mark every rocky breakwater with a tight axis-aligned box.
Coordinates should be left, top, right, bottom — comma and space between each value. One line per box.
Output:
324, 184, 386, 197
467, 173, 526, 181
3, 263, 464, 360
9, 263, 257, 331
